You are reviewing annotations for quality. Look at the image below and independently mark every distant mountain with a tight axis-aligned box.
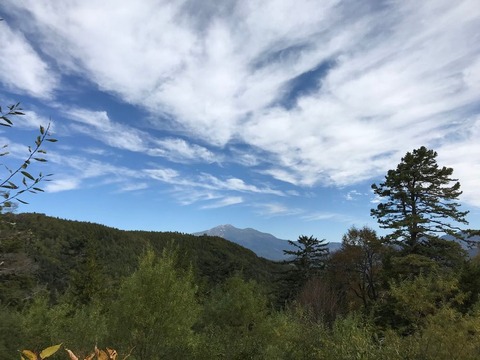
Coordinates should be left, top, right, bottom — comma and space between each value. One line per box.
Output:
194, 224, 342, 261
441, 233, 480, 257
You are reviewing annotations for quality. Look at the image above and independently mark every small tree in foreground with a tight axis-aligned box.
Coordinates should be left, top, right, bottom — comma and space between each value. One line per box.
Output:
0, 103, 56, 212
371, 146, 469, 253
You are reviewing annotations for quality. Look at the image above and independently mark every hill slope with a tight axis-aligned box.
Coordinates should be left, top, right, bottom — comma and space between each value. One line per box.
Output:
0, 213, 286, 306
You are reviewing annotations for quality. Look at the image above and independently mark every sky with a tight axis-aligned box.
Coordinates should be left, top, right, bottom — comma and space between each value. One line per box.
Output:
0, 0, 479, 243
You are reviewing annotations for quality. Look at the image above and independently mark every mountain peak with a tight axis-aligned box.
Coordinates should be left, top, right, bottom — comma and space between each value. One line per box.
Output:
194, 224, 292, 261
214, 224, 236, 230
194, 224, 342, 261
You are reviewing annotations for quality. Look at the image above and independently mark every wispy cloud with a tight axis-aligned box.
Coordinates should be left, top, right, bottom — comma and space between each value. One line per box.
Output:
255, 202, 304, 217
302, 211, 357, 223
345, 190, 362, 201
3, 0, 480, 210
148, 138, 220, 164
201, 196, 243, 209
117, 182, 149, 193
64, 108, 221, 164
65, 108, 148, 152
145, 168, 283, 196
0, 21, 58, 98
44, 178, 80, 192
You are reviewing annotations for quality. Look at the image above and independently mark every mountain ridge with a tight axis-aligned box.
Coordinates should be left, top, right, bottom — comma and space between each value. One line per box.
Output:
194, 224, 342, 261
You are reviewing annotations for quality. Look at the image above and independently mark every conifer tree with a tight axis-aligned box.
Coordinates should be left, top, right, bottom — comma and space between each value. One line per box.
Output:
371, 146, 469, 253
283, 235, 329, 281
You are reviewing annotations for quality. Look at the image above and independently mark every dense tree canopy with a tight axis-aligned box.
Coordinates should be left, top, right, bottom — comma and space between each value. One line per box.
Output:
371, 146, 469, 253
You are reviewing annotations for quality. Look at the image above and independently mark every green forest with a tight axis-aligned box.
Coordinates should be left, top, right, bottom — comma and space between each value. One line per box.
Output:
2, 106, 480, 359
1, 211, 480, 360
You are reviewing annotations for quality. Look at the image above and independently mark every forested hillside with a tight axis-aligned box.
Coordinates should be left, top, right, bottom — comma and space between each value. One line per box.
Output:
0, 212, 286, 307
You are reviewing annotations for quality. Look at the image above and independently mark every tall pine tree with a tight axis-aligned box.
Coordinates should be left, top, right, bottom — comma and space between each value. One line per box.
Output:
371, 146, 469, 253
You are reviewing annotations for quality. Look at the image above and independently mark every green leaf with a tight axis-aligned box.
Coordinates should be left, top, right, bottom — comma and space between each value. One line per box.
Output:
1, 117, 13, 125
21, 350, 37, 360
33, 158, 47, 162
1, 182, 18, 189
39, 344, 62, 359
40, 125, 45, 135
17, 199, 28, 204
21, 171, 35, 180
46, 138, 58, 142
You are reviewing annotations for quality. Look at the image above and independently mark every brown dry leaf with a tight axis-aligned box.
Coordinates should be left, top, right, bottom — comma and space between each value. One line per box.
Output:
106, 348, 117, 360
84, 352, 95, 360
97, 349, 109, 360
65, 349, 79, 360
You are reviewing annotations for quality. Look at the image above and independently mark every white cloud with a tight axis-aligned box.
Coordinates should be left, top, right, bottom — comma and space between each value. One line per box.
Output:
44, 177, 80, 192
4, 0, 480, 209
0, 21, 57, 98
117, 182, 149, 192
302, 211, 356, 223
65, 107, 221, 163
144, 168, 180, 183
437, 116, 480, 208
255, 202, 304, 217
149, 138, 220, 164
145, 167, 283, 196
65, 108, 146, 152
345, 190, 362, 201
201, 196, 243, 209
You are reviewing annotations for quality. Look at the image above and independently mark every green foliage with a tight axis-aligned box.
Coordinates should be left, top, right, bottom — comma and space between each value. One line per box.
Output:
106, 246, 200, 360
199, 275, 271, 359
0, 103, 56, 212
0, 305, 25, 359
371, 146, 469, 252
376, 272, 466, 334
405, 307, 480, 360
319, 315, 394, 360
459, 257, 480, 310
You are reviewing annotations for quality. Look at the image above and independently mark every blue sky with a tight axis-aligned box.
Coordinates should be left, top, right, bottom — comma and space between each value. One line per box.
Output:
1, 0, 479, 242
